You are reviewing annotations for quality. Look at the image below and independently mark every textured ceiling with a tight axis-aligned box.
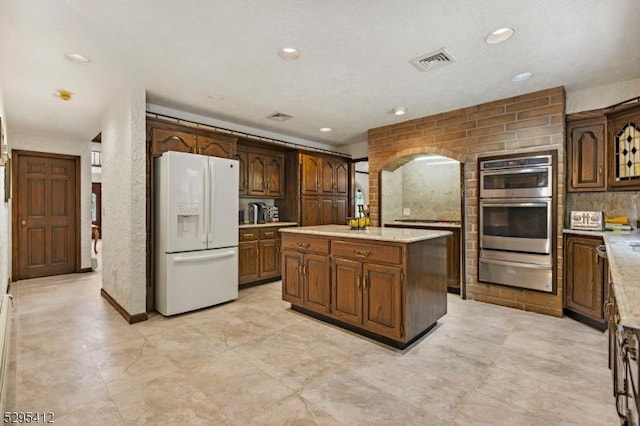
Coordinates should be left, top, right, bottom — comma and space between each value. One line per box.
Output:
1, 0, 639, 146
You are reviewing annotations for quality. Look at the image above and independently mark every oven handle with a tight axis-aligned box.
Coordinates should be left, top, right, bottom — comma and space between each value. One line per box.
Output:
480, 258, 552, 269
480, 202, 549, 208
481, 166, 550, 175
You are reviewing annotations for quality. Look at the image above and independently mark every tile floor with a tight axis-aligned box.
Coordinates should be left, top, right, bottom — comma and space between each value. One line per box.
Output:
5, 265, 618, 425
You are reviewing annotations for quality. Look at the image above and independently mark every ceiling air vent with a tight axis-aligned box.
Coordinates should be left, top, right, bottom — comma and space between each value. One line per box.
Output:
410, 47, 456, 72
266, 112, 293, 122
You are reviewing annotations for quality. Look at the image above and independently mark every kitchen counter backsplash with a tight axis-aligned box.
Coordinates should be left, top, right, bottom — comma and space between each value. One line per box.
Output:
566, 191, 640, 227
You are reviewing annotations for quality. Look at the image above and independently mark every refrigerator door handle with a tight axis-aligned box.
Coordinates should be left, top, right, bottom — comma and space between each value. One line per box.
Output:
207, 160, 214, 245
173, 250, 236, 263
202, 161, 209, 245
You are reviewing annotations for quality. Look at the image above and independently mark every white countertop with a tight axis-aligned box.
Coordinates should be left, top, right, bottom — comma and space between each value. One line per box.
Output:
279, 225, 452, 243
603, 230, 640, 329
239, 222, 297, 229
385, 221, 462, 229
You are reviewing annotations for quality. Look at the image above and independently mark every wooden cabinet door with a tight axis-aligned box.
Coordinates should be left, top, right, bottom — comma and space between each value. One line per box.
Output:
235, 149, 248, 196
247, 153, 266, 196
301, 154, 322, 195
334, 197, 348, 225
319, 198, 335, 225
446, 230, 461, 291
568, 119, 606, 192
331, 258, 363, 326
282, 250, 304, 304
197, 135, 234, 158
303, 254, 331, 314
321, 160, 335, 194
334, 160, 349, 195
564, 235, 605, 321
259, 239, 279, 278
238, 241, 259, 283
301, 197, 321, 226
150, 127, 197, 156
608, 107, 640, 190
265, 154, 284, 198
362, 263, 402, 340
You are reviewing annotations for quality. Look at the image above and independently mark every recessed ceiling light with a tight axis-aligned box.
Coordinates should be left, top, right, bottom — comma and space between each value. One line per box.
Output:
393, 107, 406, 116
512, 72, 533, 82
485, 27, 514, 44
278, 47, 300, 60
320, 127, 332, 132
65, 53, 91, 64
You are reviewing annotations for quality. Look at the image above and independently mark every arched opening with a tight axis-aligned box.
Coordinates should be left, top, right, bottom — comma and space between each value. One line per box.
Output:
378, 148, 467, 298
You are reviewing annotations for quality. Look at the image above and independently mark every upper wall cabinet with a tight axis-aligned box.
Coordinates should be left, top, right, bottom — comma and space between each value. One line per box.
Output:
608, 107, 640, 190
301, 153, 349, 196
567, 118, 607, 192
148, 118, 237, 159
236, 145, 285, 198
566, 102, 640, 192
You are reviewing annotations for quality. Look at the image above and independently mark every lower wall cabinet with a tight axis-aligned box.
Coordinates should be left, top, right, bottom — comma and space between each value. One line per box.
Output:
564, 234, 608, 330
239, 225, 294, 286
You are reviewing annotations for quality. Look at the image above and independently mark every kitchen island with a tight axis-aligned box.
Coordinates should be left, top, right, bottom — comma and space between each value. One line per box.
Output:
280, 225, 451, 348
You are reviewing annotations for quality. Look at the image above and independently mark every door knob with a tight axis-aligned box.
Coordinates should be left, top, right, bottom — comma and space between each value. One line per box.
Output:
21, 220, 27, 226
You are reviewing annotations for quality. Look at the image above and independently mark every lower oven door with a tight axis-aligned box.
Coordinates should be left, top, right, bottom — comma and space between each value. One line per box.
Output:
480, 198, 552, 254
479, 257, 553, 292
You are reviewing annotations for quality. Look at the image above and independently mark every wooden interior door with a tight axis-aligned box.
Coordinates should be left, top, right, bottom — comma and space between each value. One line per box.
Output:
14, 151, 79, 279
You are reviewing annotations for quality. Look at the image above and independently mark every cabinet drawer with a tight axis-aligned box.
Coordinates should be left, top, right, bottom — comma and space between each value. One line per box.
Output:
260, 228, 279, 240
239, 230, 259, 242
331, 241, 402, 265
282, 235, 329, 254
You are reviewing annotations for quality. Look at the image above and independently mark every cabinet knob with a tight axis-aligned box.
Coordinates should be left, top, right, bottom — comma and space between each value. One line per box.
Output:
21, 220, 27, 226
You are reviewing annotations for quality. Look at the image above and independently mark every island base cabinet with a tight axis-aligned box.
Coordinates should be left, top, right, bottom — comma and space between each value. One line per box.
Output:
363, 264, 402, 340
281, 231, 447, 348
331, 258, 363, 327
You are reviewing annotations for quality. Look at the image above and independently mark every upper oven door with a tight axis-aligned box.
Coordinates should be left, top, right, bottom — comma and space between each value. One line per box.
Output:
480, 198, 552, 254
480, 165, 552, 198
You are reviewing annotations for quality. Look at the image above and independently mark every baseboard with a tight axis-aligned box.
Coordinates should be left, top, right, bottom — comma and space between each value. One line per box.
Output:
79, 267, 93, 273
100, 288, 148, 324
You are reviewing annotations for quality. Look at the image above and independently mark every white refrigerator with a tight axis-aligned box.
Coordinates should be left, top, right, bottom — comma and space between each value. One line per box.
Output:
155, 151, 239, 316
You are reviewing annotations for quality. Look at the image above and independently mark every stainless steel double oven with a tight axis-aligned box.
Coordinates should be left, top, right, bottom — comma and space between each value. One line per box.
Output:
478, 154, 554, 292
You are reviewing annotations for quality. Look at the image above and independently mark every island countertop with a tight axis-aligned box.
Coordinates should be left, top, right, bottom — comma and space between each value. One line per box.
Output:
603, 230, 640, 329
279, 224, 451, 243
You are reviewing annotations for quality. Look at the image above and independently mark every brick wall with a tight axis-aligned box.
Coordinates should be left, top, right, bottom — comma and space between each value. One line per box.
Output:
368, 87, 566, 316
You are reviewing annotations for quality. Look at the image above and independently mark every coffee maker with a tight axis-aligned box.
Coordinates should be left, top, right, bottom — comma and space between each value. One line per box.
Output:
248, 202, 267, 224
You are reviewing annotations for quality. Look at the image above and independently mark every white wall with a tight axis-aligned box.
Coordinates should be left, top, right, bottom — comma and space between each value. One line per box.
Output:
0, 83, 8, 294
567, 77, 640, 114
337, 141, 368, 158
101, 87, 146, 316
8, 130, 92, 270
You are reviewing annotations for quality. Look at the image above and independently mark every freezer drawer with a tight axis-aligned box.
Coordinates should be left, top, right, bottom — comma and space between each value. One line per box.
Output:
156, 247, 238, 316
479, 257, 552, 292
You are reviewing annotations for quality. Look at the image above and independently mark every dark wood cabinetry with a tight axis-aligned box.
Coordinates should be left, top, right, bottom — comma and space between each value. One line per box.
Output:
281, 230, 448, 347
567, 118, 606, 192
281, 235, 330, 311
148, 118, 236, 158
564, 234, 608, 330
607, 280, 640, 425
566, 102, 640, 192
238, 148, 285, 198
300, 153, 350, 226
239, 225, 292, 286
